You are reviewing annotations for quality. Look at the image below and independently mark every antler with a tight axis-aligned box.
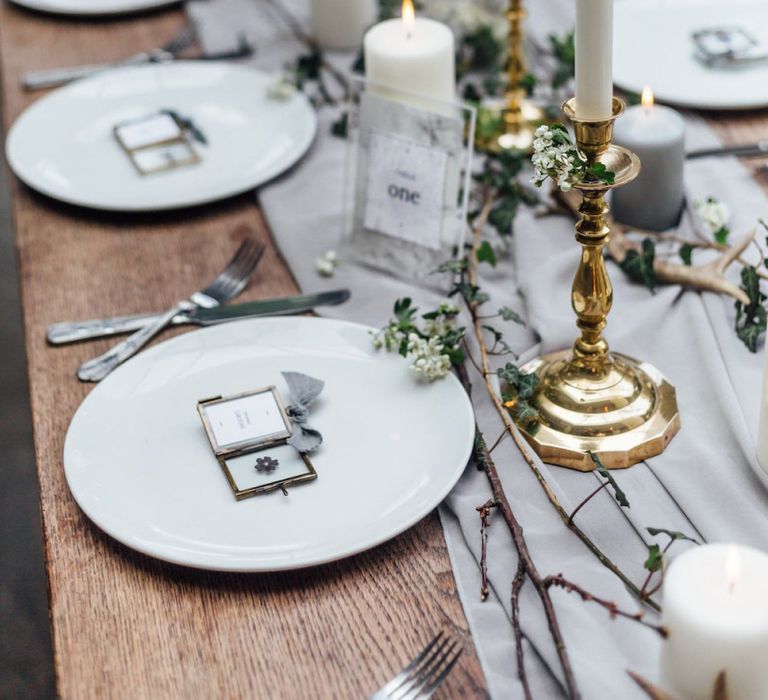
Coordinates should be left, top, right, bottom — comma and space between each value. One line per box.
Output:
553, 189, 754, 306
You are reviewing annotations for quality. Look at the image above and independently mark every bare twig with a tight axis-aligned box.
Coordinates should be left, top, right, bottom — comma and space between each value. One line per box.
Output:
555, 188, 755, 305
628, 671, 675, 700
511, 560, 532, 700
465, 192, 659, 612
567, 482, 610, 525
544, 575, 667, 637
477, 499, 496, 602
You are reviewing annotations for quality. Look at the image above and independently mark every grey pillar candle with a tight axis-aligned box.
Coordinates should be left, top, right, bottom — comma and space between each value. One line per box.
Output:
612, 89, 685, 231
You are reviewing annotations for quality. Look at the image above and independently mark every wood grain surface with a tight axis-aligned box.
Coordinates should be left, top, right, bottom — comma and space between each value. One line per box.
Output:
1, 3, 767, 699
0, 5, 488, 699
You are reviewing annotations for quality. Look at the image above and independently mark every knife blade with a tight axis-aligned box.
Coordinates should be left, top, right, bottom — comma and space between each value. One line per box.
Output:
46, 289, 350, 345
190, 289, 351, 324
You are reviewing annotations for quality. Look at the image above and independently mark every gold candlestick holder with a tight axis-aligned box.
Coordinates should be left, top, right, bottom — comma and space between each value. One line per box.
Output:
517, 97, 680, 471
476, 0, 544, 153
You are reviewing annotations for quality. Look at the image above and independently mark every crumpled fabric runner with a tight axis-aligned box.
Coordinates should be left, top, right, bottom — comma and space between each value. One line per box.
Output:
189, 0, 768, 696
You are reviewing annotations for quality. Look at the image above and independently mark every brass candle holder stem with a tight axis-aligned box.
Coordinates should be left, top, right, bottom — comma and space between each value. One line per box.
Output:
518, 97, 680, 471
477, 0, 544, 153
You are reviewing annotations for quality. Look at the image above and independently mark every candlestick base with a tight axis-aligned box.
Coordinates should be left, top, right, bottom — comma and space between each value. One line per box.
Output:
518, 351, 680, 470
514, 96, 681, 471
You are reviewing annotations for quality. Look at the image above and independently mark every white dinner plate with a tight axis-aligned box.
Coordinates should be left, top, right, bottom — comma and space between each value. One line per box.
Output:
9, 0, 177, 17
63, 317, 476, 571
614, 0, 768, 110
6, 62, 316, 211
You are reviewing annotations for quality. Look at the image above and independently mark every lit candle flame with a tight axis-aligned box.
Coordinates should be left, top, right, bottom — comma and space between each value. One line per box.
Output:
725, 545, 743, 593
402, 0, 415, 38
641, 85, 654, 109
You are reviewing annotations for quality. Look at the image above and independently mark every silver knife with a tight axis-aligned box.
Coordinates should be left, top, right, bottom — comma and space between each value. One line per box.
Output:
22, 40, 254, 91
46, 289, 350, 346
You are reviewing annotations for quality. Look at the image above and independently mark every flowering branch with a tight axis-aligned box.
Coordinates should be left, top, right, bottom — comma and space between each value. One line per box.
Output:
531, 124, 615, 192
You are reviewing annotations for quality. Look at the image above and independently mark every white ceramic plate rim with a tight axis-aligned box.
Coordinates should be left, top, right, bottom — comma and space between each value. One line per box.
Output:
63, 317, 476, 572
9, 0, 178, 16
614, 0, 768, 111
5, 62, 317, 212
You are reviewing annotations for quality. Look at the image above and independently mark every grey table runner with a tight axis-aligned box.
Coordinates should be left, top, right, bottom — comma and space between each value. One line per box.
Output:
189, 1, 768, 696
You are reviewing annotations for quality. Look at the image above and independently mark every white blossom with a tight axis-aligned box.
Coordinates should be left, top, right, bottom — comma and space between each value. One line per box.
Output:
694, 197, 731, 239
266, 78, 296, 101
315, 249, 339, 277
531, 124, 591, 192
406, 333, 452, 381
423, 302, 460, 337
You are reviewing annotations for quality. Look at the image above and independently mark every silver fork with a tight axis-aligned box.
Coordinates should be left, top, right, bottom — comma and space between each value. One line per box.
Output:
22, 24, 197, 90
369, 632, 463, 700
77, 238, 265, 383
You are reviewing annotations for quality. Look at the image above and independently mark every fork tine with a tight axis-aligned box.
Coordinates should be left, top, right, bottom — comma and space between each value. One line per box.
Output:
202, 238, 264, 303
408, 643, 463, 699
381, 633, 445, 696
389, 636, 453, 699
209, 241, 265, 301
395, 638, 458, 700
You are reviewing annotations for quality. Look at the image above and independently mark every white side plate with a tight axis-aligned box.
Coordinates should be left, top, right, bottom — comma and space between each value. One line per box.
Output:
9, 0, 178, 17
63, 317, 476, 572
614, 0, 768, 110
6, 62, 317, 211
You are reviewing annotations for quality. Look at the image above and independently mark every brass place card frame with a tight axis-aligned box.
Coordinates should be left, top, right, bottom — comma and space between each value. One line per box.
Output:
197, 387, 318, 500
113, 110, 201, 176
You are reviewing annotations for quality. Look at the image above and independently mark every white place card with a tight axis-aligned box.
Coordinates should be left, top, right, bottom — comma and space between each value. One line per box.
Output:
363, 131, 448, 251
343, 80, 475, 286
115, 113, 183, 150
199, 387, 291, 452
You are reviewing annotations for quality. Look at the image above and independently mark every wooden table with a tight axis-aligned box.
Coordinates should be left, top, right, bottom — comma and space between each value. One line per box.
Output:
0, 5, 487, 699
1, 3, 766, 699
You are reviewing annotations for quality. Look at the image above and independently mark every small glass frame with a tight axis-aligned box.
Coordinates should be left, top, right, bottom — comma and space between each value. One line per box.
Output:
197, 387, 317, 500
342, 78, 476, 287
114, 110, 201, 176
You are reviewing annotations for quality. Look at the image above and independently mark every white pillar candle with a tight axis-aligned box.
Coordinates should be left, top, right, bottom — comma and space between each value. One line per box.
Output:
363, 1, 455, 112
661, 544, 768, 700
612, 87, 685, 231
575, 0, 614, 120
310, 0, 377, 51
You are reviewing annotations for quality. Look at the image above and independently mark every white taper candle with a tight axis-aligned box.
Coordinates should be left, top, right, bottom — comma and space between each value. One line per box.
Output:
575, 0, 614, 120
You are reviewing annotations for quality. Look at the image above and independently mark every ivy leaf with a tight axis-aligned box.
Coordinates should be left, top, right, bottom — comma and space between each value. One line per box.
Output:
482, 325, 515, 356
393, 298, 417, 328
588, 450, 630, 508
735, 266, 767, 352
620, 238, 657, 292
519, 73, 536, 97
462, 24, 504, 71
549, 31, 575, 90
679, 243, 693, 266
488, 198, 518, 235
476, 240, 497, 267
586, 162, 615, 185
433, 258, 468, 275
498, 362, 540, 433
644, 544, 664, 573
451, 282, 490, 306
646, 527, 699, 545
499, 306, 525, 325
462, 82, 482, 103
330, 112, 348, 139
498, 363, 539, 401
714, 226, 730, 246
